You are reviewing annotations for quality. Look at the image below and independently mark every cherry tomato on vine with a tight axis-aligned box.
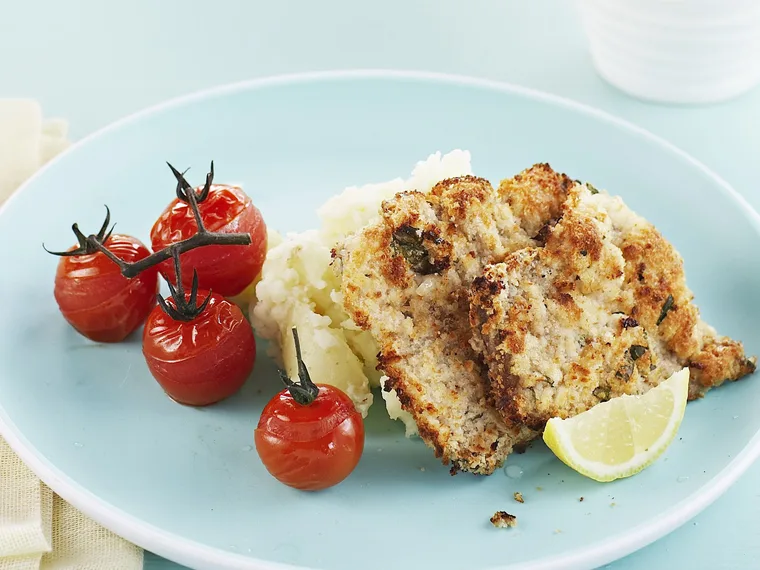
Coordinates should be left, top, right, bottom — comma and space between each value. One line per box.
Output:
150, 172, 267, 298
142, 284, 256, 407
255, 329, 365, 491
49, 209, 158, 343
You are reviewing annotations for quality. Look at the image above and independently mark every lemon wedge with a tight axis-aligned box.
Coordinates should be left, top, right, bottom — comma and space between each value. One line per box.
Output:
543, 368, 689, 482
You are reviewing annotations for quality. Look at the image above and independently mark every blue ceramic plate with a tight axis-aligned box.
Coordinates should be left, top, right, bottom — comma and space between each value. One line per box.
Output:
1, 71, 759, 570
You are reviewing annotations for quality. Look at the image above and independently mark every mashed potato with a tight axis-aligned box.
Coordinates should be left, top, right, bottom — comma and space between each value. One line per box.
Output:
251, 150, 472, 432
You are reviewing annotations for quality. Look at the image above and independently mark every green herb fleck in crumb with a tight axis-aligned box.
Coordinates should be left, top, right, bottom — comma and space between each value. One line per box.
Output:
391, 226, 436, 275
629, 345, 648, 361
657, 294, 675, 326
593, 386, 612, 401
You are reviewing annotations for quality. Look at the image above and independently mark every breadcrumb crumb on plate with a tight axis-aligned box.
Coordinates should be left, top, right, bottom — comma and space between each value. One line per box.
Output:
491, 511, 518, 528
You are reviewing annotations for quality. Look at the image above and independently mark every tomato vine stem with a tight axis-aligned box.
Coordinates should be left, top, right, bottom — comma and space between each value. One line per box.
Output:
174, 161, 214, 204
155, 249, 212, 322
277, 328, 320, 406
44, 162, 252, 279
43, 205, 115, 256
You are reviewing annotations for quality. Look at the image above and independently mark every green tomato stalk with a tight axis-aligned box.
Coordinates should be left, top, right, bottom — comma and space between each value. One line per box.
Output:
44, 161, 251, 279
277, 328, 320, 406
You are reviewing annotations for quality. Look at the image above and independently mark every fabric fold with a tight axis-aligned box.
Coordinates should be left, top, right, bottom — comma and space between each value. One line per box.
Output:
40, 495, 143, 570
0, 438, 53, 557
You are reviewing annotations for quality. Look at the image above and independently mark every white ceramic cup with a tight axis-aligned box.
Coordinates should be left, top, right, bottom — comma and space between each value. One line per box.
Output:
576, 0, 760, 104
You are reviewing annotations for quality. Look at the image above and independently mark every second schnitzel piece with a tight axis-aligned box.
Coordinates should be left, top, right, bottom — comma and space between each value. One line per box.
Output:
470, 184, 757, 430
337, 165, 573, 474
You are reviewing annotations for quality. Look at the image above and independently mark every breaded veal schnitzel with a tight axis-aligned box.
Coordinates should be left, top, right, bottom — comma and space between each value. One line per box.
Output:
336, 165, 571, 474
470, 183, 756, 430
337, 164, 756, 475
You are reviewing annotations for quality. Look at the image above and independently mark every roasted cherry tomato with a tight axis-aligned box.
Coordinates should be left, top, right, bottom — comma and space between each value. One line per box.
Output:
142, 288, 256, 406
255, 329, 365, 491
52, 227, 158, 343
150, 182, 267, 298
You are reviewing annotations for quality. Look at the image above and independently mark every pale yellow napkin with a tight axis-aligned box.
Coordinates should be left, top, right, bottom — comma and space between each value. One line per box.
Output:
0, 100, 143, 569
0, 439, 52, 558
40, 496, 142, 569
0, 556, 43, 570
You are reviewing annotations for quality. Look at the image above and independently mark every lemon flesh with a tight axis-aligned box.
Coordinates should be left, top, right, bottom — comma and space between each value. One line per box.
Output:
543, 368, 689, 482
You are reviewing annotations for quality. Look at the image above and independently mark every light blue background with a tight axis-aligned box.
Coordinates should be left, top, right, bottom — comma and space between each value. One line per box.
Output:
2, 1, 759, 568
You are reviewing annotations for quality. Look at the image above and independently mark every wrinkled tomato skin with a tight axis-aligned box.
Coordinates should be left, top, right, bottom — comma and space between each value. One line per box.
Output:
142, 291, 256, 406
150, 185, 267, 298
254, 385, 365, 491
53, 235, 158, 343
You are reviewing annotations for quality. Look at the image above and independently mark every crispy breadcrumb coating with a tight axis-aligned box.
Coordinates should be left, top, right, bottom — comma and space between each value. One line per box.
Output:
470, 183, 756, 429
337, 166, 572, 474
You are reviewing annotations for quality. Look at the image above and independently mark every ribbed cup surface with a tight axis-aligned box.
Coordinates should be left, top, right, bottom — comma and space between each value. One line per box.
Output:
577, 0, 760, 103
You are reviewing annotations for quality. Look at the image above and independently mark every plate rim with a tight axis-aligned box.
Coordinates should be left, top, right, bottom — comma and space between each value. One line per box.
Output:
2, 68, 760, 570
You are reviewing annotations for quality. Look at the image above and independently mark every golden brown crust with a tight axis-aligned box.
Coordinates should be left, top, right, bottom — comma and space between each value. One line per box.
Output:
498, 163, 575, 238
470, 183, 757, 429
340, 160, 756, 472
617, 224, 757, 394
337, 166, 572, 474
619, 227, 699, 357
687, 338, 757, 398
470, 195, 664, 428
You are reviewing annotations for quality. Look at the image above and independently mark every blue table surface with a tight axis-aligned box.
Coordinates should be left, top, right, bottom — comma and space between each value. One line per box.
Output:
3, 1, 759, 568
